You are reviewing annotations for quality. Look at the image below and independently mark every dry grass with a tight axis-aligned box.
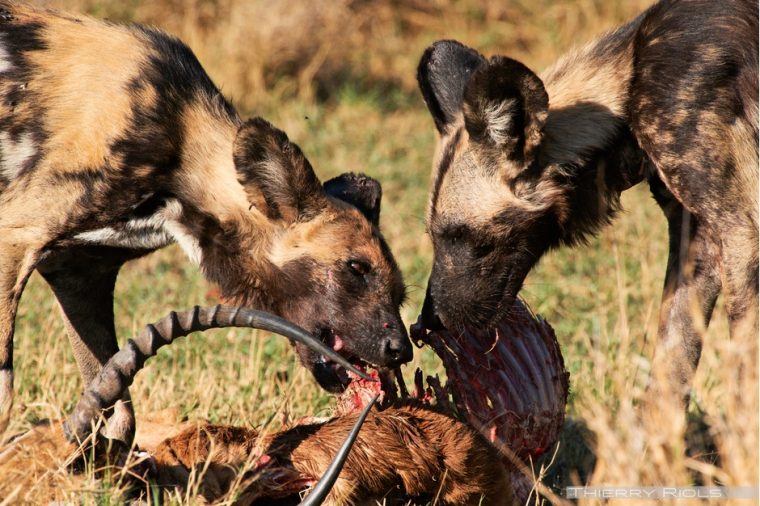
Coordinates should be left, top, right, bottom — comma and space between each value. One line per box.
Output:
5, 0, 758, 504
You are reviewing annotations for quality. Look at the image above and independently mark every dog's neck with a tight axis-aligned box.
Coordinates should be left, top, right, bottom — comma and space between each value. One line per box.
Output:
551, 127, 644, 248
166, 105, 283, 311
536, 18, 647, 247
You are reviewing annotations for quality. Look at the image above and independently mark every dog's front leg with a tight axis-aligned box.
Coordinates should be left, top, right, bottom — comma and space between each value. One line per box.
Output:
39, 249, 136, 445
0, 235, 43, 439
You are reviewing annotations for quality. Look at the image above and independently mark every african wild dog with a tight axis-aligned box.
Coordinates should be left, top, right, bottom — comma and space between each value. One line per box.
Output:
417, 0, 758, 405
0, 2, 412, 442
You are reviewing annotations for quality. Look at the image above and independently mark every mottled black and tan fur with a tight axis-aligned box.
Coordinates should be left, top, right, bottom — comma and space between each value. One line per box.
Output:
0, 2, 412, 441
418, 0, 757, 405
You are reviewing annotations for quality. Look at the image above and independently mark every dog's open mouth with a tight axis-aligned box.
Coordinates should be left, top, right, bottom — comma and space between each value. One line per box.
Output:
316, 328, 383, 392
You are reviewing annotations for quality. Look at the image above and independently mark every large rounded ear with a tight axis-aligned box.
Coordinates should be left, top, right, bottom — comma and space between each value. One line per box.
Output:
324, 172, 382, 226
233, 117, 325, 222
463, 56, 548, 164
417, 40, 486, 134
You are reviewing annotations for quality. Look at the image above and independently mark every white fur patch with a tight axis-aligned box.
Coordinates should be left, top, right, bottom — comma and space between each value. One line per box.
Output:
0, 369, 12, 419
0, 36, 11, 74
73, 199, 188, 258
74, 199, 203, 265
0, 131, 37, 180
483, 99, 518, 145
161, 200, 203, 265
163, 219, 203, 265
73, 221, 174, 250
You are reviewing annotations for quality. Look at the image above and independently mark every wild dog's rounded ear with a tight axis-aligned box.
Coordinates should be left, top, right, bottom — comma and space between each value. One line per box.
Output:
233, 117, 325, 222
463, 56, 548, 164
417, 40, 486, 134
324, 172, 382, 226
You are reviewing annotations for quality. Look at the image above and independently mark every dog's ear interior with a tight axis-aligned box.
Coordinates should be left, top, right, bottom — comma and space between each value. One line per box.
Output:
233, 117, 325, 222
463, 56, 548, 163
417, 40, 486, 133
324, 172, 382, 226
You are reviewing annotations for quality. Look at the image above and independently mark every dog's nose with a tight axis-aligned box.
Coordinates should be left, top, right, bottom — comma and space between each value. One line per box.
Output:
381, 334, 413, 366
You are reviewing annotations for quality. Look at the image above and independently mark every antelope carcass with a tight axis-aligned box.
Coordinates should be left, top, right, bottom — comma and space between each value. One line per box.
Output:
139, 299, 568, 505
1, 300, 567, 505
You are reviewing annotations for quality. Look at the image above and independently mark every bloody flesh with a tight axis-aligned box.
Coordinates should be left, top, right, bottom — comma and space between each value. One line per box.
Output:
339, 297, 569, 470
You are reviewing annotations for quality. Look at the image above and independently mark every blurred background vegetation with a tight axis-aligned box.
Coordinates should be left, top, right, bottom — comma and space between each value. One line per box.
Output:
5, 0, 757, 503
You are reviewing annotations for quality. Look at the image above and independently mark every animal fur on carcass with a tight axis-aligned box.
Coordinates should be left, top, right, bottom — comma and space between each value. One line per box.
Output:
143, 298, 569, 505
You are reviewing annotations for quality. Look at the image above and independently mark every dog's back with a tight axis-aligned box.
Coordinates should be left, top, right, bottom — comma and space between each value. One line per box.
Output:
0, 1, 241, 257
539, 0, 758, 213
0, 1, 236, 204
630, 0, 758, 221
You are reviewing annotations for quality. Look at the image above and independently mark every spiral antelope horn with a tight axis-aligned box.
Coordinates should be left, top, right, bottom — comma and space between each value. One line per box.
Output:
64, 305, 373, 443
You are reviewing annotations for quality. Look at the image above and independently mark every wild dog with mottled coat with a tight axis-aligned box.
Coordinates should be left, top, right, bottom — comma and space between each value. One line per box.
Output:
417, 0, 758, 405
0, 2, 412, 442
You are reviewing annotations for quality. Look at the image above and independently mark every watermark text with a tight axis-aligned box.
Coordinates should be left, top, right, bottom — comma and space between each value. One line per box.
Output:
565, 487, 759, 500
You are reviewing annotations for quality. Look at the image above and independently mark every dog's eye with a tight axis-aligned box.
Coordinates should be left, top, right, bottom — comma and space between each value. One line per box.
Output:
348, 260, 370, 276
440, 224, 469, 245
474, 240, 496, 259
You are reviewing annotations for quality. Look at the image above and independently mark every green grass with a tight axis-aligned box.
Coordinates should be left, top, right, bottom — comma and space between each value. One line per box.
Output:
6, 0, 756, 503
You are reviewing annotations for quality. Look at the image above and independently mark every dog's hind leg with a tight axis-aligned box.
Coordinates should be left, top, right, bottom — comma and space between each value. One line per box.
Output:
647, 175, 722, 408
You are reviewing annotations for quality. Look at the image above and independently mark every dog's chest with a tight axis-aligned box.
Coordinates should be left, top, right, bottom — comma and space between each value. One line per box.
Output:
71, 192, 178, 251
72, 214, 175, 251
